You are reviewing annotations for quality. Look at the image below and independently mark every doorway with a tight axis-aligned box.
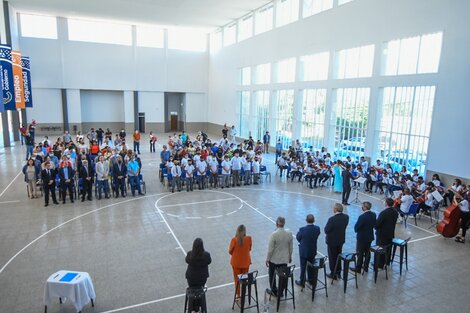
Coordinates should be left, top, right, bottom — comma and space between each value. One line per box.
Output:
164, 92, 186, 132
138, 112, 146, 133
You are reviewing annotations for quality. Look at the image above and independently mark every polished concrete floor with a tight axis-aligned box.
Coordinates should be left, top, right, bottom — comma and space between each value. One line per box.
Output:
0, 135, 468, 313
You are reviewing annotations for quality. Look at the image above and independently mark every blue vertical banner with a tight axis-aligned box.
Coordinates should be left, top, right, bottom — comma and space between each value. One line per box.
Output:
0, 45, 16, 110
21, 56, 33, 108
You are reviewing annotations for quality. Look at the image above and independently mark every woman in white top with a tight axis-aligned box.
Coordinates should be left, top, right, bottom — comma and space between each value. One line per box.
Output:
454, 194, 470, 243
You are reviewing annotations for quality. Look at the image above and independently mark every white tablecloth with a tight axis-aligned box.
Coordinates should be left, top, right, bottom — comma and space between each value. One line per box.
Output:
44, 270, 96, 312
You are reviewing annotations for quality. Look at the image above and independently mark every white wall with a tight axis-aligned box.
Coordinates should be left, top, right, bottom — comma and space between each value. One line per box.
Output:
27, 88, 62, 123
80, 90, 124, 122
186, 93, 207, 122
138, 91, 164, 123
207, 0, 470, 178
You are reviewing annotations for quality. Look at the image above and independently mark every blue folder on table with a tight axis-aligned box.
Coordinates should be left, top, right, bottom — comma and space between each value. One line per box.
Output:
60, 272, 79, 282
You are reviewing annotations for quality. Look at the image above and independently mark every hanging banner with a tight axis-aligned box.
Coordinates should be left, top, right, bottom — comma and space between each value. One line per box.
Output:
21, 56, 33, 108
0, 45, 16, 111
12, 50, 25, 109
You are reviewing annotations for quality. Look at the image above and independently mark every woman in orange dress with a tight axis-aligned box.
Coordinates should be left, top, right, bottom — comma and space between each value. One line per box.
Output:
229, 224, 252, 298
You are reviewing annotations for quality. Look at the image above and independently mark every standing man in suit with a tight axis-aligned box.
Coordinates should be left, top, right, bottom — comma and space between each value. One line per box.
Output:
41, 161, 59, 207
113, 155, 127, 198
352, 201, 377, 272
324, 203, 349, 279
375, 198, 399, 267
295, 214, 321, 287
79, 159, 94, 202
58, 161, 75, 204
266, 216, 293, 296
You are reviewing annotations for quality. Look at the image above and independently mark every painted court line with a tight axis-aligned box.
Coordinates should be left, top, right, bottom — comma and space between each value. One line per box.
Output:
0, 192, 168, 275
0, 171, 21, 199
409, 234, 440, 243
0, 200, 21, 205
154, 195, 187, 256
158, 197, 239, 208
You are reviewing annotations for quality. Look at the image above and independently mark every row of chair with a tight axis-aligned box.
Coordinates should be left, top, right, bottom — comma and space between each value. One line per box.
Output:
184, 236, 410, 313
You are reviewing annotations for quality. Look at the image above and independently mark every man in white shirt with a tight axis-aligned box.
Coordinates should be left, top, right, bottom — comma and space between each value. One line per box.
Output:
242, 155, 252, 185
209, 157, 219, 188
398, 189, 414, 223
231, 152, 242, 187
230, 125, 237, 144
221, 155, 231, 188
185, 159, 195, 192
360, 156, 369, 173
196, 157, 207, 190
277, 154, 288, 178
171, 160, 182, 193
266, 217, 293, 296
454, 195, 470, 243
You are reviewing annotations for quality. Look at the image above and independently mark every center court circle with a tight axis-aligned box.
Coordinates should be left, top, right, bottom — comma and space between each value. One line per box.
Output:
154, 190, 244, 219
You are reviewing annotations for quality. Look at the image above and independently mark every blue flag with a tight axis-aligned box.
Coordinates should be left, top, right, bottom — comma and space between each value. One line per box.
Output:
0, 45, 15, 110
21, 56, 33, 108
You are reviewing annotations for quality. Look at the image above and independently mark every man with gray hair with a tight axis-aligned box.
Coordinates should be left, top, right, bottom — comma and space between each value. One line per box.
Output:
266, 216, 293, 296
324, 203, 349, 279
352, 201, 376, 273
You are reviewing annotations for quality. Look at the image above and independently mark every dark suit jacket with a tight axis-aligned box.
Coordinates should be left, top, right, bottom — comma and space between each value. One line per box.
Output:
375, 207, 399, 245
354, 211, 377, 243
79, 164, 95, 183
112, 163, 127, 179
296, 224, 321, 259
41, 168, 57, 187
324, 213, 349, 246
185, 251, 212, 286
58, 167, 74, 184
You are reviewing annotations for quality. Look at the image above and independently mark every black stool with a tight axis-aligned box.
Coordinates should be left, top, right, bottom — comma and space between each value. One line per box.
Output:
304, 257, 328, 301
391, 237, 411, 275
232, 270, 259, 313
269, 265, 295, 312
184, 287, 207, 313
331, 252, 358, 293
368, 245, 389, 283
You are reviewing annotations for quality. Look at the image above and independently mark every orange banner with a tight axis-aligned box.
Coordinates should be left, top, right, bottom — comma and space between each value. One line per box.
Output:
11, 50, 25, 109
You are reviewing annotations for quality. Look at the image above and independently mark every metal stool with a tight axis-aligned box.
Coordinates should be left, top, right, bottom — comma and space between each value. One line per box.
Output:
184, 287, 207, 313
391, 237, 411, 275
331, 252, 358, 293
368, 245, 389, 283
304, 257, 328, 301
232, 271, 259, 313
269, 265, 295, 312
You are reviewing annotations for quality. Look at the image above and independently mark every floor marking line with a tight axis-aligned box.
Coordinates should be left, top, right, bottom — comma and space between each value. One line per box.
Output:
154, 194, 187, 256
0, 192, 168, 275
158, 197, 239, 208
0, 200, 21, 205
0, 171, 21, 199
409, 234, 439, 243
207, 215, 223, 219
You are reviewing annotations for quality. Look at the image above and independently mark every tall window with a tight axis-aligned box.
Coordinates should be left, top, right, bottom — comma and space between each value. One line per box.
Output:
168, 28, 207, 52
382, 32, 443, 75
238, 92, 251, 138
377, 86, 435, 174
254, 63, 271, 84
275, 58, 296, 83
68, 18, 132, 45
300, 52, 329, 81
302, 0, 333, 18
334, 88, 370, 160
254, 91, 270, 141
241, 67, 251, 86
223, 23, 237, 46
301, 89, 327, 150
255, 4, 274, 35
136, 26, 164, 48
20, 14, 57, 39
238, 15, 253, 42
276, 0, 300, 27
275, 90, 295, 149
210, 30, 222, 53
335, 45, 375, 79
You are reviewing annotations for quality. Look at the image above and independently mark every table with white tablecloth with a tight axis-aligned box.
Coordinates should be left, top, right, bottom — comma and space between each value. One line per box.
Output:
44, 270, 96, 313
